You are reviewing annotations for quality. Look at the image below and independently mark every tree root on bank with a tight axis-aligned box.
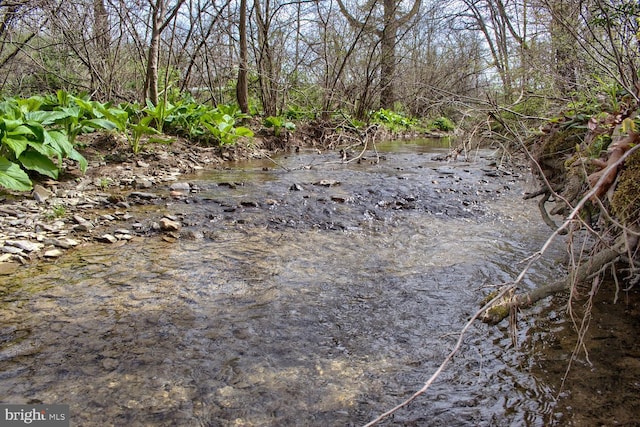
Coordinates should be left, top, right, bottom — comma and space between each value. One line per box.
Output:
480, 236, 631, 324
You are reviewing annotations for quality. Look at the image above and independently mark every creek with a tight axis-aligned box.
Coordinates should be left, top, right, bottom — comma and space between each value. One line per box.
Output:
0, 139, 637, 426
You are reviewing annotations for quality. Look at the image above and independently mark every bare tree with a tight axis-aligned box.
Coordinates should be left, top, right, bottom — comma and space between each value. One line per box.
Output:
142, 0, 186, 104
336, 0, 421, 109
236, 0, 249, 112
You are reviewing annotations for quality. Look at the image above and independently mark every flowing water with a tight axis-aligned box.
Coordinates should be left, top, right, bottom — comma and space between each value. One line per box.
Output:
0, 140, 637, 426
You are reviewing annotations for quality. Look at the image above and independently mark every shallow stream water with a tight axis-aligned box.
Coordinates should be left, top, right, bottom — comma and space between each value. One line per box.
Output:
1, 140, 638, 426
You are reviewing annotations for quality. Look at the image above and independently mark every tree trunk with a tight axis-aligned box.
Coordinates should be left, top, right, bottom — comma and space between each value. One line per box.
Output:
143, 0, 164, 104
336, 0, 421, 111
379, 0, 396, 109
93, 0, 110, 99
549, 0, 579, 95
236, 0, 249, 113
254, 0, 277, 116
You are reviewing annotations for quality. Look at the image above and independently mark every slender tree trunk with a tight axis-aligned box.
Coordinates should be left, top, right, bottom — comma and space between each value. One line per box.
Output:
549, 0, 578, 95
236, 0, 248, 113
143, 0, 164, 104
142, 0, 185, 104
93, 0, 110, 99
379, 0, 396, 109
254, 0, 277, 116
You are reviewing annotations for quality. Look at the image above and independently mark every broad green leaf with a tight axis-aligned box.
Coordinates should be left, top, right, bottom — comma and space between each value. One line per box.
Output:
8, 124, 37, 138
81, 118, 118, 131
26, 110, 71, 125
0, 119, 27, 132
18, 96, 45, 113
44, 129, 74, 158
26, 139, 56, 157
19, 150, 58, 179
0, 156, 32, 191
2, 135, 29, 157
218, 121, 233, 133
67, 148, 88, 173
73, 97, 97, 116
235, 127, 254, 137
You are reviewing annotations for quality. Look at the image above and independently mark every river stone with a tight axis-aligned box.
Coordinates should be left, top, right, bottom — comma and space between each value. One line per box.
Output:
159, 217, 181, 231
1, 246, 23, 255
43, 249, 64, 258
170, 182, 191, 191
315, 179, 340, 187
97, 234, 118, 243
129, 192, 157, 200
0, 262, 19, 275
46, 238, 79, 249
73, 214, 92, 225
240, 200, 260, 208
102, 358, 119, 371
32, 185, 54, 203
134, 177, 153, 188
73, 223, 93, 232
182, 229, 204, 240
6, 240, 44, 252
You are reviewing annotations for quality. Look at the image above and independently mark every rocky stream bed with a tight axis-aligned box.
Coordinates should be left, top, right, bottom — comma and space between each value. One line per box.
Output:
0, 136, 517, 275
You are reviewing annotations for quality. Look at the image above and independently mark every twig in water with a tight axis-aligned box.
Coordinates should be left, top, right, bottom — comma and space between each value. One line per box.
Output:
264, 154, 290, 172
362, 284, 515, 427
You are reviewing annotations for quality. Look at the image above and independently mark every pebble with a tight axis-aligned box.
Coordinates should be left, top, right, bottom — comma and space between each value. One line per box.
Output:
45, 238, 79, 249
159, 218, 181, 232
1, 246, 23, 254
97, 234, 118, 244
129, 192, 158, 200
169, 182, 191, 191
134, 177, 153, 188
32, 185, 53, 203
5, 240, 44, 252
43, 249, 64, 258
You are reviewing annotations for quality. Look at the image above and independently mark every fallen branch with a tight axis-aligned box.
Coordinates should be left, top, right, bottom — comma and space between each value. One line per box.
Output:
481, 236, 629, 324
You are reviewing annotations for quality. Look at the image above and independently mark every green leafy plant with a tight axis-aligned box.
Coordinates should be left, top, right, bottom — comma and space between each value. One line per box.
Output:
144, 98, 178, 133
430, 117, 455, 132
0, 91, 127, 191
201, 111, 254, 145
370, 108, 417, 132
46, 204, 66, 219
127, 116, 160, 154
264, 116, 296, 136
0, 98, 76, 189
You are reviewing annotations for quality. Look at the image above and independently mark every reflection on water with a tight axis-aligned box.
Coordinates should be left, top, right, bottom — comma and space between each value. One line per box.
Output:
0, 142, 615, 426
